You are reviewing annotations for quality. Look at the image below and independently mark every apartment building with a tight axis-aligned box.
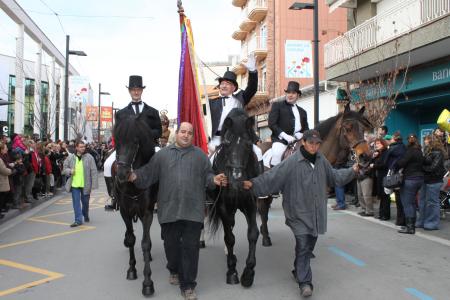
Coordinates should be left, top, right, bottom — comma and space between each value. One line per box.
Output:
325, 0, 450, 141
230, 0, 348, 134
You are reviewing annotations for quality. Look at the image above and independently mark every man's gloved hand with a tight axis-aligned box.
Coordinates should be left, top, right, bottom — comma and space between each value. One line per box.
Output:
294, 132, 303, 140
245, 53, 257, 72
280, 132, 295, 144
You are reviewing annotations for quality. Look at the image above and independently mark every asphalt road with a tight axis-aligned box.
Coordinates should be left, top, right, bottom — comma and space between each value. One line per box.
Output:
0, 178, 449, 300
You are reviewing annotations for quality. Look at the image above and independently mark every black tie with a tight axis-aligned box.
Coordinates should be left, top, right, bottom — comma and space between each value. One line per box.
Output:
132, 101, 142, 114
221, 96, 229, 107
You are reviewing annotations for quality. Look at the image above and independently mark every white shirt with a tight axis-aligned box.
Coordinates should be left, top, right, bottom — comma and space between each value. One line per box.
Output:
103, 150, 116, 177
131, 101, 144, 114
217, 94, 242, 132
292, 104, 301, 134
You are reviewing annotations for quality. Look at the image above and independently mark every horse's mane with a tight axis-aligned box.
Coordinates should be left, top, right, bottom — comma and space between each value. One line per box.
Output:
315, 110, 372, 140
315, 114, 341, 140
113, 116, 155, 159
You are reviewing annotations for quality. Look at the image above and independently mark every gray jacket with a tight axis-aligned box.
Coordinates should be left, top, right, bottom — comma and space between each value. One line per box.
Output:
134, 144, 216, 224
63, 153, 99, 195
251, 150, 356, 236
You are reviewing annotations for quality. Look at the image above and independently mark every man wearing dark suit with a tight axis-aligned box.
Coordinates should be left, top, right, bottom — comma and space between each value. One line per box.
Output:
269, 81, 309, 166
115, 75, 162, 143
208, 54, 262, 161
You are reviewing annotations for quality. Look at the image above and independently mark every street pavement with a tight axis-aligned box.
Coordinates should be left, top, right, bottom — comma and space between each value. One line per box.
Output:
0, 177, 450, 300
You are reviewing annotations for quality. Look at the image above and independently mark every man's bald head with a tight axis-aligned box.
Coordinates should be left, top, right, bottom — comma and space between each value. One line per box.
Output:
175, 122, 194, 148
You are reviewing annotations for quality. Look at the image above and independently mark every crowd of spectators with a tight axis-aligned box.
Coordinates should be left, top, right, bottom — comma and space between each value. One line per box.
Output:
334, 126, 450, 233
0, 133, 112, 219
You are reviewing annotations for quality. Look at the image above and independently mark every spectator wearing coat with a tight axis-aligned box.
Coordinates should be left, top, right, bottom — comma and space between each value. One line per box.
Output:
416, 135, 447, 230
63, 141, 98, 227
0, 143, 13, 218
384, 132, 407, 226
394, 134, 424, 234
370, 138, 391, 220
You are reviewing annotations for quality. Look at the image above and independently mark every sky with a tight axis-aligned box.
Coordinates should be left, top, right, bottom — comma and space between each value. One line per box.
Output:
0, 0, 242, 118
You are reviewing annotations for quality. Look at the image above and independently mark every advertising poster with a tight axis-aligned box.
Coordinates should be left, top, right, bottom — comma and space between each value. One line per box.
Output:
285, 40, 313, 78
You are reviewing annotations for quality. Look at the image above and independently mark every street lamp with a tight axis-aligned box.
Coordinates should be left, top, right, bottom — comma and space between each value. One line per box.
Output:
64, 35, 87, 141
98, 83, 110, 144
0, 99, 13, 106
289, 1, 319, 126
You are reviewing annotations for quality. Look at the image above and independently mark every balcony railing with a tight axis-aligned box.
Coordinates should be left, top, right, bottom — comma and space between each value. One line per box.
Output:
248, 35, 268, 60
324, 0, 450, 68
247, 0, 268, 22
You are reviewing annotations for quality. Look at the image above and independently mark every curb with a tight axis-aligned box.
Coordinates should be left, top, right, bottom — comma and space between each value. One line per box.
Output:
0, 192, 69, 235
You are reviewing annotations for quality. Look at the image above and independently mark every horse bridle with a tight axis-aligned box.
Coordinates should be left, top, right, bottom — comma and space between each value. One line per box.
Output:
337, 117, 370, 165
114, 143, 144, 207
116, 143, 140, 171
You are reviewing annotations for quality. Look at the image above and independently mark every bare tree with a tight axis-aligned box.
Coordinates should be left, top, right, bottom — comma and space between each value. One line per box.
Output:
337, 13, 414, 129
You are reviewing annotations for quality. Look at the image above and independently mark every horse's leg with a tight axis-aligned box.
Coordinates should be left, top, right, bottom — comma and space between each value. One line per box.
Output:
220, 204, 239, 284
257, 196, 273, 247
140, 211, 155, 296
241, 200, 259, 287
120, 207, 137, 280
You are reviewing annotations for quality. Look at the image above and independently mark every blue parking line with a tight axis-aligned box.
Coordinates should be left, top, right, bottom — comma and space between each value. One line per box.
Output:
328, 246, 366, 267
405, 288, 433, 300
268, 212, 283, 219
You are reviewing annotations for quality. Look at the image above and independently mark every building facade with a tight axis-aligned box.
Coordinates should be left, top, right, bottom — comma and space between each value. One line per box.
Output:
230, 0, 348, 133
0, 0, 85, 141
325, 0, 450, 141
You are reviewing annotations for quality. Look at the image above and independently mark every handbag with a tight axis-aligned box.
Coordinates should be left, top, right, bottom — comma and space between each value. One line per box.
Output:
382, 169, 404, 189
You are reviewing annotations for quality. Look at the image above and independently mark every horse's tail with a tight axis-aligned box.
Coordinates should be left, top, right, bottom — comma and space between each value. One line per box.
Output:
206, 189, 222, 237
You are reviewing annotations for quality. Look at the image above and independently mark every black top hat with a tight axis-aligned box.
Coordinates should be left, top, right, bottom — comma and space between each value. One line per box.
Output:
126, 75, 146, 89
284, 81, 302, 95
218, 71, 238, 90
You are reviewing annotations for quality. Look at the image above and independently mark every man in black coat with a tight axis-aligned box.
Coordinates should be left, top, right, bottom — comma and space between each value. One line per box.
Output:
115, 75, 162, 143
207, 55, 263, 162
268, 81, 309, 166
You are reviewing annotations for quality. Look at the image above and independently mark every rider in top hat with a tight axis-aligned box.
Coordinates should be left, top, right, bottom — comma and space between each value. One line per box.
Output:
208, 54, 263, 162
115, 75, 162, 143
268, 81, 309, 166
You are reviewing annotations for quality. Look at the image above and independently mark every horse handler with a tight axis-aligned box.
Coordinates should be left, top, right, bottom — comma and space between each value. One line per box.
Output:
243, 130, 359, 298
128, 122, 226, 300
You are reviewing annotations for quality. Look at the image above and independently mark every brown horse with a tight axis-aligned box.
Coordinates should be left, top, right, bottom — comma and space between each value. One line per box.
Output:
257, 104, 373, 246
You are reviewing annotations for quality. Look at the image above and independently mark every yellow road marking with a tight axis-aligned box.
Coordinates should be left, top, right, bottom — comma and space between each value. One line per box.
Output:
27, 218, 73, 226
0, 259, 64, 297
32, 205, 103, 220
0, 226, 95, 250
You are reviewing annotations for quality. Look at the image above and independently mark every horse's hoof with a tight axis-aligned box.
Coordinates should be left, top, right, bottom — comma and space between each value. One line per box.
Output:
241, 268, 255, 288
199, 241, 206, 249
142, 282, 155, 297
262, 237, 272, 247
226, 271, 240, 285
127, 269, 138, 280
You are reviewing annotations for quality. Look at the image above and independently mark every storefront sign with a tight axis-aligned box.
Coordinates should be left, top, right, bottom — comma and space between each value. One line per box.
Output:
351, 61, 450, 102
100, 107, 113, 122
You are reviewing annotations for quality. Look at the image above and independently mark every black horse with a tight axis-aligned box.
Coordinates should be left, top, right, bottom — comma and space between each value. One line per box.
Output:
257, 104, 373, 246
113, 115, 158, 297
208, 108, 261, 287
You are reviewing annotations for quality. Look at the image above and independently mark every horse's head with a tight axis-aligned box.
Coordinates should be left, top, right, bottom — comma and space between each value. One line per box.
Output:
115, 137, 140, 184
339, 104, 373, 164
113, 115, 155, 184
216, 108, 257, 190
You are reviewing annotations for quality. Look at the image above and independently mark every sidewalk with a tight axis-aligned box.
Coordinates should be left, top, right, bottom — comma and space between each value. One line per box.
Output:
0, 190, 66, 228
329, 195, 450, 242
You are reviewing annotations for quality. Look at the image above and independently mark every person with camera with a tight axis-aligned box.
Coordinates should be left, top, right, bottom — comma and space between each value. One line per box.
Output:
394, 134, 424, 234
